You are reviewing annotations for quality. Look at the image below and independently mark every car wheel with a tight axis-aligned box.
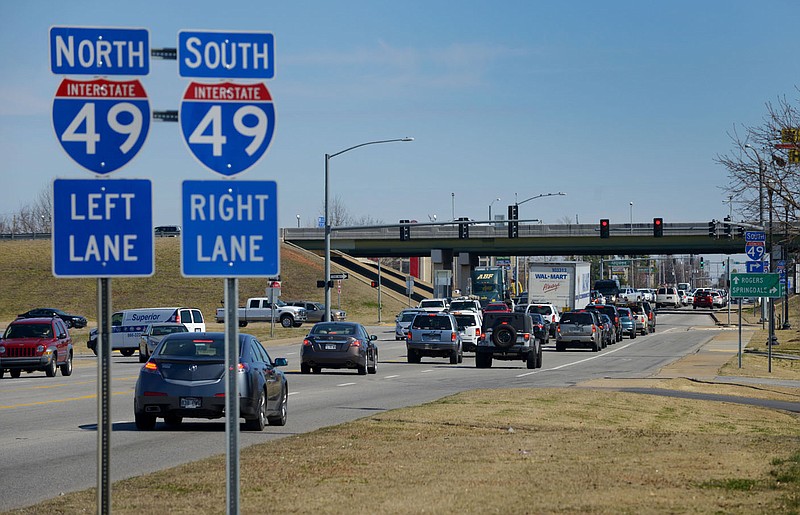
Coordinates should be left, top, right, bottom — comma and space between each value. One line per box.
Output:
357, 361, 367, 375
245, 389, 268, 431
312, 366, 322, 374
135, 412, 156, 431
120, 349, 135, 357
526, 348, 536, 369
407, 349, 421, 364
46, 354, 58, 377
139, 348, 147, 363
10, 369, 22, 378
239, 321, 248, 328
537, 343, 543, 368
60, 351, 73, 376
300, 363, 311, 374
457, 347, 463, 364
592, 337, 600, 352
449, 349, 458, 365
267, 387, 288, 426
280, 315, 294, 328
0, 368, 4, 379
367, 351, 377, 374
475, 352, 492, 368
164, 414, 183, 428
556, 342, 565, 352
631, 331, 637, 339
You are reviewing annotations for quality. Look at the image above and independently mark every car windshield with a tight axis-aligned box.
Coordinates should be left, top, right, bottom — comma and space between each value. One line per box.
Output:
311, 323, 356, 335
419, 300, 445, 308
152, 325, 188, 336
454, 314, 477, 328
400, 312, 419, 322
412, 315, 452, 330
560, 313, 593, 325
5, 323, 52, 338
449, 301, 475, 310
160, 338, 224, 358
526, 306, 551, 316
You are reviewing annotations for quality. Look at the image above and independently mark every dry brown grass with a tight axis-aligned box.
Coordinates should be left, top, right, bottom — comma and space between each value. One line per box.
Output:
0, 239, 407, 351
6, 388, 799, 515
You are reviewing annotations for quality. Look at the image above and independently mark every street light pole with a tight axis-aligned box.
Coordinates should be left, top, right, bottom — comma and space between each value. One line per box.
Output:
629, 201, 633, 235
488, 197, 500, 222
324, 138, 413, 322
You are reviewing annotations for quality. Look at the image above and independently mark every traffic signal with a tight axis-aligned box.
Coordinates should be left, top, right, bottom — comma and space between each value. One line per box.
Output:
723, 216, 731, 238
508, 220, 519, 238
736, 225, 745, 238
370, 280, 378, 288
507, 204, 519, 238
458, 217, 469, 239
708, 220, 717, 238
700, 257, 704, 269
399, 219, 410, 241
600, 219, 610, 238
653, 217, 663, 237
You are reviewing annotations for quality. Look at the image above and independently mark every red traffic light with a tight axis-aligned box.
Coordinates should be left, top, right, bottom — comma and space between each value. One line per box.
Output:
370, 281, 378, 288
600, 219, 610, 238
653, 217, 663, 237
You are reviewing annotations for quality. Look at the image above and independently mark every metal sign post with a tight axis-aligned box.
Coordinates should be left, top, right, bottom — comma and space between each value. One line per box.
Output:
97, 278, 112, 515
223, 278, 240, 514
738, 299, 742, 368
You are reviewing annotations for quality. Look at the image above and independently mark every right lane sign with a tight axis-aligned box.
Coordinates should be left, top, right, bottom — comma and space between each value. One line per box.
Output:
730, 273, 782, 298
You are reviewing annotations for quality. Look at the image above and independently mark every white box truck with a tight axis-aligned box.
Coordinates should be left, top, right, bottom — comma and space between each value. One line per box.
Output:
527, 262, 592, 312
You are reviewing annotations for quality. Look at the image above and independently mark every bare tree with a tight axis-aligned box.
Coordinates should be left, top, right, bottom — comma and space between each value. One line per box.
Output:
715, 94, 799, 236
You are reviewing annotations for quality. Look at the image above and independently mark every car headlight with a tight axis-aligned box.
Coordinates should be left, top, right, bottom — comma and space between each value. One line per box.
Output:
0, 345, 5, 354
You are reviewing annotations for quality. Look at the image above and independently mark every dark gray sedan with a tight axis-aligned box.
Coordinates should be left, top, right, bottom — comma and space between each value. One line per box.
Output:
134, 332, 288, 431
300, 322, 377, 375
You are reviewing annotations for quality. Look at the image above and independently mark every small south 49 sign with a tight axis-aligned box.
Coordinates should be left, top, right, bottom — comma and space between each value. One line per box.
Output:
180, 81, 275, 176
52, 78, 150, 174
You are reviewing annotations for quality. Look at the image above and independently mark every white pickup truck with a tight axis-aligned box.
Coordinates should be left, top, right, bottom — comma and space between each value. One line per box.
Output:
618, 287, 643, 304
215, 298, 308, 328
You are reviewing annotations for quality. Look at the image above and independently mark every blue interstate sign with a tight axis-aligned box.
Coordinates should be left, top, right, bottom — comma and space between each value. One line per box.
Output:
52, 78, 150, 174
181, 180, 279, 277
180, 81, 275, 176
52, 178, 154, 277
178, 30, 274, 79
50, 26, 149, 76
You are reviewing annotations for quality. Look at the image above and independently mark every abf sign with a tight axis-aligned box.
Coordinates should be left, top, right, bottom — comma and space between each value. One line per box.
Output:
181, 180, 278, 277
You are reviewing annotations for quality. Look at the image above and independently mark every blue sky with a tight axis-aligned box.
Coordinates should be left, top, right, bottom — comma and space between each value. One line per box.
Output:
1, 1, 797, 229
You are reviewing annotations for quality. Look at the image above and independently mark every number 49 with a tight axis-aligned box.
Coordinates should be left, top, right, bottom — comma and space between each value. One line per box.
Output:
188, 105, 267, 157
61, 102, 143, 154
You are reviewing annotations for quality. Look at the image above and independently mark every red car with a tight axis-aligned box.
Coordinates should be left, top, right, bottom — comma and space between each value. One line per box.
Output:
693, 291, 713, 309
483, 302, 511, 314
0, 317, 74, 379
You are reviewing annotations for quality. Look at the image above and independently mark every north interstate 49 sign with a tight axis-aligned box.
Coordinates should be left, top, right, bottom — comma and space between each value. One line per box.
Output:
179, 81, 275, 176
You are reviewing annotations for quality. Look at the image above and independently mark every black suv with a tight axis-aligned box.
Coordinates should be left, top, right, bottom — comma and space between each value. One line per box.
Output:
476, 312, 541, 369
583, 304, 622, 342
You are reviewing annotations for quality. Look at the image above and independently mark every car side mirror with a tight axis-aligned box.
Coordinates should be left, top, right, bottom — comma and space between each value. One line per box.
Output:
273, 357, 288, 367
59, 333, 67, 339
370, 334, 378, 341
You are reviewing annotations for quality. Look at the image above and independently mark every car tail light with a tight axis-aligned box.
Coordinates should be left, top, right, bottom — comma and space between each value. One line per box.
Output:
143, 361, 158, 373
238, 362, 249, 372
175, 312, 181, 324
475, 328, 481, 337
556, 326, 561, 333
303, 338, 312, 346
592, 325, 596, 333
349, 338, 362, 348
451, 332, 457, 342
143, 391, 167, 397
523, 333, 530, 340
215, 393, 226, 398
407, 331, 412, 340
648, 312, 653, 320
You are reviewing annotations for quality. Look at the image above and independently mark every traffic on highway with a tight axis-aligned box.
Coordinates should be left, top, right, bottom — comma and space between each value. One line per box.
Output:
0, 310, 721, 511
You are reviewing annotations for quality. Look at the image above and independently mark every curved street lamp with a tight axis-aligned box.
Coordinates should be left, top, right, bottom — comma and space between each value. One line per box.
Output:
324, 137, 414, 322
516, 191, 566, 208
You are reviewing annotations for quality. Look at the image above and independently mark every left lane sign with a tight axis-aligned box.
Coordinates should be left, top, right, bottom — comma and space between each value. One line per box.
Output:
52, 78, 151, 174
52, 178, 154, 277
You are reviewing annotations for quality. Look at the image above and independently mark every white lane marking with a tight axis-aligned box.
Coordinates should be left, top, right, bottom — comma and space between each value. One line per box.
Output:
516, 339, 639, 377
384, 375, 399, 379
337, 382, 356, 387
288, 392, 299, 396
420, 369, 435, 373
284, 352, 297, 355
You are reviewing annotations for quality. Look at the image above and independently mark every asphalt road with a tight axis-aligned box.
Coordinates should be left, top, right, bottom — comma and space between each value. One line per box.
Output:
0, 312, 719, 511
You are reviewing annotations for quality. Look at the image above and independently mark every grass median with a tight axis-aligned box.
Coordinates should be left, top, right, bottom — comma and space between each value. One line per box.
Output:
5, 388, 799, 514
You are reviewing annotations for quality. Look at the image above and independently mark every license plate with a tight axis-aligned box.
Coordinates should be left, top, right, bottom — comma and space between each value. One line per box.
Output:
180, 397, 201, 409
325, 344, 337, 350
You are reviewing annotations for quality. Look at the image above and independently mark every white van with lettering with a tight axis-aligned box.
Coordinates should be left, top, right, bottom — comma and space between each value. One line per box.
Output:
87, 307, 205, 357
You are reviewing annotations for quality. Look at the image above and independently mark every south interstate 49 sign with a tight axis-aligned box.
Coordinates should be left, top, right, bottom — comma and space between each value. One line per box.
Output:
180, 82, 275, 176
52, 78, 150, 174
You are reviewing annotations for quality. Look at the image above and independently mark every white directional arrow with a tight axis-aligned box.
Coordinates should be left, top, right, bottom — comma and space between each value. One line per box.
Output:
732, 276, 740, 284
